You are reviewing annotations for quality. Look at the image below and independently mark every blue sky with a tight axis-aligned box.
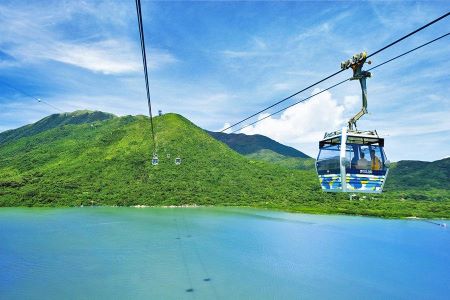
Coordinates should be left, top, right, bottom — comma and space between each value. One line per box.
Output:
0, 0, 449, 161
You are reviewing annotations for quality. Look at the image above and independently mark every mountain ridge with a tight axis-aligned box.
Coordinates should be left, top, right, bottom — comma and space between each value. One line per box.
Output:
207, 131, 310, 158
0, 110, 116, 144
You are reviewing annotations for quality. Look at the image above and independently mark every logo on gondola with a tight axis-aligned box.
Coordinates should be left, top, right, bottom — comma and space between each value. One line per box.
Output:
324, 131, 340, 138
359, 169, 372, 174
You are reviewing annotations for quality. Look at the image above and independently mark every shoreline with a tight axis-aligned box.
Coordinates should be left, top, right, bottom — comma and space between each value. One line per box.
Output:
1, 204, 449, 221
131, 204, 202, 208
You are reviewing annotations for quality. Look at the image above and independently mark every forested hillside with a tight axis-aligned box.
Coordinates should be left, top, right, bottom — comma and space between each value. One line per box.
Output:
0, 111, 448, 218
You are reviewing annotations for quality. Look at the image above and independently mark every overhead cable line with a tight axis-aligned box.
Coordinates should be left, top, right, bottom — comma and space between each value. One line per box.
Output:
135, 0, 157, 156
220, 67, 345, 133
366, 11, 450, 59
231, 78, 350, 133
221, 12, 450, 133
230, 32, 450, 133
367, 32, 450, 71
0, 80, 64, 113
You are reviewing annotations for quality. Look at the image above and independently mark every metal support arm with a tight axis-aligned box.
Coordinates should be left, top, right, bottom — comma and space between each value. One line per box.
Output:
348, 72, 370, 130
341, 52, 372, 130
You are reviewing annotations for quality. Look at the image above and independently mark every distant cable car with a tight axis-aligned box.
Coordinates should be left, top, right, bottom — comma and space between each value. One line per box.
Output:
316, 52, 390, 193
175, 157, 181, 165
152, 154, 159, 166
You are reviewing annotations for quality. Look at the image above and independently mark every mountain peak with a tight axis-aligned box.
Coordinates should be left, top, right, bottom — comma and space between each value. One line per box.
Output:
57, 110, 116, 118
0, 110, 116, 144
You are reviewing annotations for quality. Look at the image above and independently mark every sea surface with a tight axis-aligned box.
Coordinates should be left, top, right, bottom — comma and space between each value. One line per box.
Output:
0, 207, 449, 299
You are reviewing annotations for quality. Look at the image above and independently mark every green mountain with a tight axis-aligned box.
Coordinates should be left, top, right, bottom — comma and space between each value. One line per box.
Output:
207, 131, 310, 158
386, 159, 450, 191
208, 131, 314, 170
0, 112, 321, 207
0, 111, 449, 218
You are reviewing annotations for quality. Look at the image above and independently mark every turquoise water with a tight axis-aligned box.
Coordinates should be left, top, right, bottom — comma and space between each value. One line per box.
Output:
0, 207, 449, 299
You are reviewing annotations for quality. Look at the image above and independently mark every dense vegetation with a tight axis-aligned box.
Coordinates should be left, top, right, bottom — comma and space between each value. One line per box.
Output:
0, 111, 448, 218
245, 149, 316, 170
387, 159, 450, 190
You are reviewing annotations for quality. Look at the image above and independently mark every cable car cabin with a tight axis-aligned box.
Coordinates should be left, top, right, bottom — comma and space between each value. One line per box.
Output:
175, 157, 181, 165
316, 127, 390, 193
152, 155, 159, 166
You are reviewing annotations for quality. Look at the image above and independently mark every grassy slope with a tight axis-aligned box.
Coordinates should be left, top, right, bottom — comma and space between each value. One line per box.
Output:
246, 149, 316, 170
0, 114, 323, 206
208, 130, 316, 171
0, 113, 449, 218
386, 159, 450, 190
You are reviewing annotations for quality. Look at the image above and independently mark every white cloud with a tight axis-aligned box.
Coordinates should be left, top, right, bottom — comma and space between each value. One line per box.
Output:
370, 2, 430, 32
292, 10, 352, 44
54, 40, 141, 74
239, 89, 346, 145
252, 37, 267, 50
0, 1, 176, 74
221, 50, 264, 59
375, 111, 450, 138
221, 36, 274, 60
0, 60, 18, 68
294, 22, 332, 42
273, 82, 293, 91
218, 123, 232, 133
344, 95, 359, 110
13, 39, 176, 74
221, 87, 450, 161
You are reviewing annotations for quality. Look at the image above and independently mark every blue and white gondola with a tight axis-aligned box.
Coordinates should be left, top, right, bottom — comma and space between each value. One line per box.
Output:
316, 51, 390, 193
316, 127, 389, 193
